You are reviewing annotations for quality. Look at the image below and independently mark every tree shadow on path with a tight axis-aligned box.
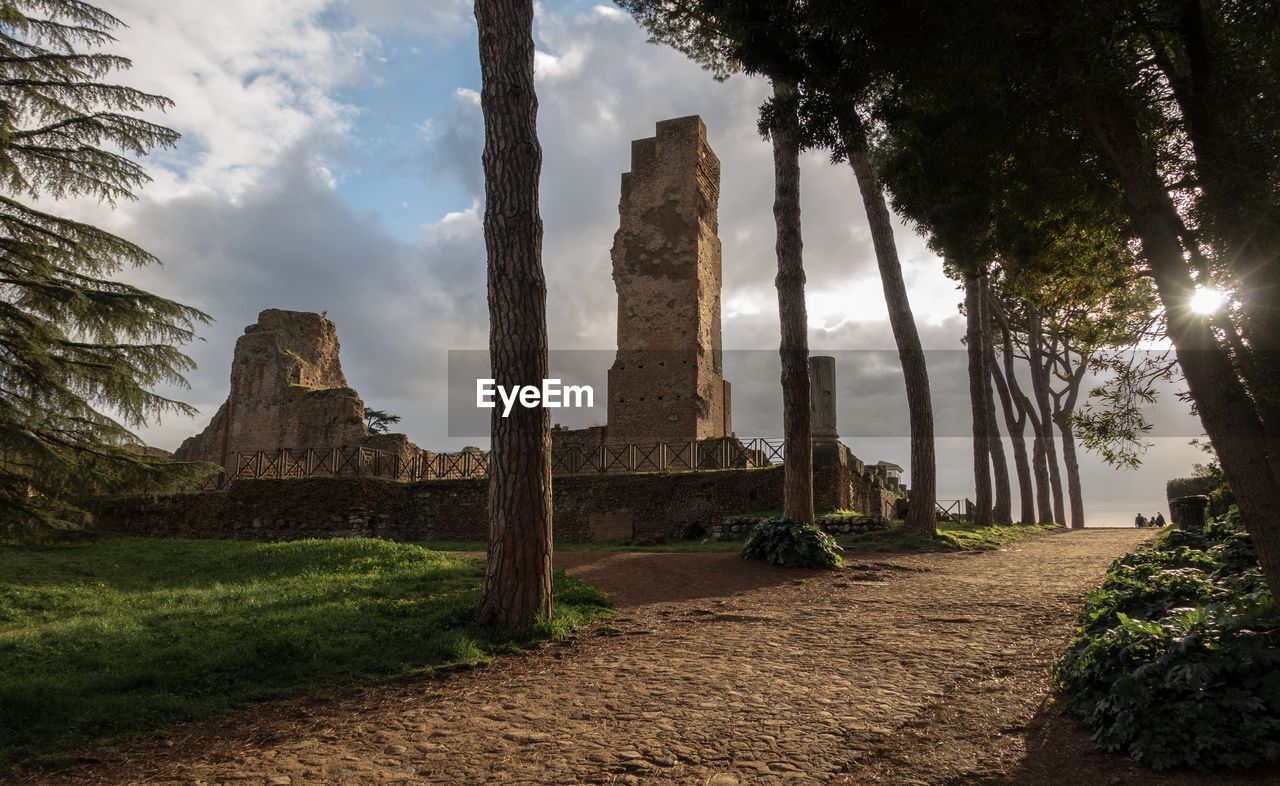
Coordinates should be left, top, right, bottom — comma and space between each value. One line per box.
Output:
554, 551, 820, 609
980, 698, 1280, 786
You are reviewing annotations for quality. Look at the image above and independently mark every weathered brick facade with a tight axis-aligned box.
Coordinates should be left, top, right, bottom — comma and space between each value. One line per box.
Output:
82, 467, 787, 543
606, 116, 732, 444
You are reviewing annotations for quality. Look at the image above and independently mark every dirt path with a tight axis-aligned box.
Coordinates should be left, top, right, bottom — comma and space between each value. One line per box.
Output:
18, 529, 1277, 785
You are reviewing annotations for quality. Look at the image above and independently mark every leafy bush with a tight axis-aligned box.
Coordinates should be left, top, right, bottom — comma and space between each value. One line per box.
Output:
1165, 475, 1216, 500
741, 517, 843, 569
1054, 508, 1280, 771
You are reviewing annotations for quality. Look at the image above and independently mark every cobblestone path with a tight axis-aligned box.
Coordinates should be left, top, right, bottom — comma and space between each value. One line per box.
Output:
25, 529, 1176, 785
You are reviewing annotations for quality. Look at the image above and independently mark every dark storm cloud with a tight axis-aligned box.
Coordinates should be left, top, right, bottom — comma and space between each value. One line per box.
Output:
421, 92, 485, 200
124, 142, 488, 450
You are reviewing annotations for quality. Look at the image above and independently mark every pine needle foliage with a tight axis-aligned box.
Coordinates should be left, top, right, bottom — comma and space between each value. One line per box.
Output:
0, 0, 211, 536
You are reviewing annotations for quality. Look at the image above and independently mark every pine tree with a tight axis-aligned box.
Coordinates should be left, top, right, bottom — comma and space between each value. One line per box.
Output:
473, 0, 554, 627
0, 0, 210, 535
617, 0, 936, 533
363, 408, 401, 434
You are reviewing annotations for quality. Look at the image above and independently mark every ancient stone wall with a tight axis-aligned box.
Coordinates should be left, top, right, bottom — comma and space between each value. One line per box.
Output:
607, 116, 732, 444
813, 442, 855, 512
550, 424, 608, 454
812, 441, 900, 518
83, 466, 785, 543
80, 477, 414, 541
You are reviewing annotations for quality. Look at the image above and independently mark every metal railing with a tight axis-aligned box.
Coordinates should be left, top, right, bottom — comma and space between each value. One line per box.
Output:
549, 437, 782, 475
198, 437, 785, 488
935, 498, 976, 522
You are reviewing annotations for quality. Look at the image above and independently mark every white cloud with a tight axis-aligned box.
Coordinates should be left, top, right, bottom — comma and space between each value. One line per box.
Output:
102, 0, 371, 201
49, 0, 1202, 522
534, 47, 586, 80
421, 200, 482, 244
412, 3, 1201, 520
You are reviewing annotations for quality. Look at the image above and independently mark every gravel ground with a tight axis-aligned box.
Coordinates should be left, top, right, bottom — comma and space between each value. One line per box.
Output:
14, 528, 1278, 786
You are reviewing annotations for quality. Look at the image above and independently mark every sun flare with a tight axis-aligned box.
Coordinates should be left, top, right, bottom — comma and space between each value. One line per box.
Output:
1190, 286, 1227, 315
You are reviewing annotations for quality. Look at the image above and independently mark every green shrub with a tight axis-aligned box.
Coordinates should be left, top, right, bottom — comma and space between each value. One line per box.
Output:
1054, 508, 1280, 771
1165, 475, 1215, 500
741, 518, 843, 569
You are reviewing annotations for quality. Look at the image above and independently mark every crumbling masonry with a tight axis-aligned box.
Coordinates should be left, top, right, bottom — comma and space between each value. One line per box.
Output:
152, 116, 907, 541
173, 309, 423, 468
606, 116, 732, 444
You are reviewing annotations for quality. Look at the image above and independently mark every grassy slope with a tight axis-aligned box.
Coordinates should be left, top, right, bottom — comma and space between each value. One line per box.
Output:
429, 521, 1063, 555
838, 520, 1064, 553
0, 537, 611, 767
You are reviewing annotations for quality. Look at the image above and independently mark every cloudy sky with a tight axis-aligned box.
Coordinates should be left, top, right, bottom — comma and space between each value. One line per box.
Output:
77, 0, 1206, 526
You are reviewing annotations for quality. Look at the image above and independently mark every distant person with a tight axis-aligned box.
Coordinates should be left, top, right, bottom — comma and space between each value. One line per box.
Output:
1154, 512, 1166, 527
1135, 513, 1147, 528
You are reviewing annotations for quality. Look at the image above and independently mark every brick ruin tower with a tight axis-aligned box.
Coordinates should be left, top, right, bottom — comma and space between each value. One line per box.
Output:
606, 116, 732, 445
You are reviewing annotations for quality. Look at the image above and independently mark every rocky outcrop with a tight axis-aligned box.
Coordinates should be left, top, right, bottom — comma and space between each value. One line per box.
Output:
175, 309, 418, 468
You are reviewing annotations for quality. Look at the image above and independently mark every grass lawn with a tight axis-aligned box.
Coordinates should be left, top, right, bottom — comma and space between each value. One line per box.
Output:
423, 539, 742, 553
0, 537, 612, 768
838, 520, 1064, 553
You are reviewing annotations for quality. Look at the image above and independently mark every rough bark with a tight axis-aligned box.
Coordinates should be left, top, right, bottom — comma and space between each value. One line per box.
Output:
992, 361, 1035, 523
771, 79, 814, 524
1060, 39, 1280, 591
841, 112, 936, 536
1155, 3, 1280, 486
1019, 335, 1055, 524
1049, 339, 1088, 529
474, 0, 554, 627
1030, 431, 1053, 523
1028, 307, 1066, 524
980, 279, 1012, 524
987, 393, 1013, 525
1055, 415, 1086, 529
965, 276, 993, 526
990, 316, 1036, 522
991, 298, 1047, 523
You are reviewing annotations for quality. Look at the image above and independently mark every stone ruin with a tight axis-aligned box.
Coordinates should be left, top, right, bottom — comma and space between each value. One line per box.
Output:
606, 115, 732, 445
174, 309, 422, 468
167, 116, 907, 520
549, 115, 903, 516
807, 354, 902, 516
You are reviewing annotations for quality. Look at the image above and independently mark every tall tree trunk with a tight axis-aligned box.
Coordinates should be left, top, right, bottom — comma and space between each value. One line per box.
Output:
1060, 39, 1280, 591
1055, 414, 1086, 529
980, 279, 1012, 524
990, 324, 1035, 522
993, 361, 1035, 523
1028, 306, 1066, 523
770, 79, 813, 524
990, 297, 1041, 523
1050, 340, 1089, 529
1030, 431, 1054, 523
1021, 347, 1055, 523
965, 276, 993, 525
840, 112, 937, 536
987, 388, 1013, 525
474, 0, 553, 627
1153, 7, 1280, 484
